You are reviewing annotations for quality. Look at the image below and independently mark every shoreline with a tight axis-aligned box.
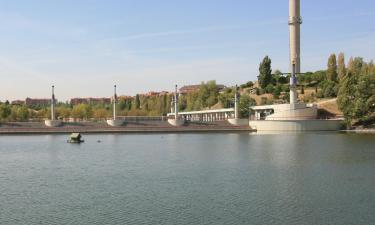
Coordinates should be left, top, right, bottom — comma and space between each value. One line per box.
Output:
342, 129, 375, 134
0, 121, 254, 134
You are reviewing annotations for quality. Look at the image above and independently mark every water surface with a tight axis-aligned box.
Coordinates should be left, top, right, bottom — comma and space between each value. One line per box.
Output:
0, 133, 374, 225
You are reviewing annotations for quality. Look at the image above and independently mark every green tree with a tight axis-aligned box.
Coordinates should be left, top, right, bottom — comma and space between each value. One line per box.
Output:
135, 94, 141, 109
17, 106, 29, 121
0, 104, 11, 120
327, 54, 338, 82
56, 107, 71, 119
347, 57, 364, 76
238, 95, 256, 118
338, 73, 375, 124
71, 104, 92, 119
258, 56, 272, 89
218, 88, 234, 108
338, 52, 346, 80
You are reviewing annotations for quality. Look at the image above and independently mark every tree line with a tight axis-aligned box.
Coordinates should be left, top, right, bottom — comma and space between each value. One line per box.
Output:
1, 53, 373, 125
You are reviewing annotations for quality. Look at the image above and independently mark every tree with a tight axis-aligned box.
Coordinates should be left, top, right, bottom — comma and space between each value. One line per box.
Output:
319, 80, 338, 98
258, 56, 272, 89
240, 81, 253, 89
218, 88, 234, 108
347, 57, 364, 76
71, 104, 92, 119
238, 95, 256, 118
0, 104, 11, 120
135, 94, 140, 109
264, 84, 275, 94
338, 52, 346, 80
327, 54, 338, 82
162, 94, 168, 115
17, 106, 29, 121
338, 72, 375, 124
93, 108, 109, 119
56, 107, 71, 119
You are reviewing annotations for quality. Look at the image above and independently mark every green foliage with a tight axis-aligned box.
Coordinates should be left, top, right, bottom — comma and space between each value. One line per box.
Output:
264, 84, 275, 94
135, 94, 141, 109
218, 88, 234, 108
311, 70, 326, 83
238, 95, 256, 118
240, 81, 254, 89
15, 106, 29, 121
319, 80, 339, 98
277, 76, 288, 84
338, 53, 346, 80
258, 56, 272, 89
273, 84, 283, 99
338, 73, 375, 124
327, 54, 338, 82
0, 104, 12, 120
198, 80, 219, 108
71, 104, 93, 119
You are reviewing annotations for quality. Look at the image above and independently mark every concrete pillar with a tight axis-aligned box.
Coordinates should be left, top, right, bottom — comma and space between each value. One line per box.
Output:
289, 0, 301, 105
289, 0, 301, 74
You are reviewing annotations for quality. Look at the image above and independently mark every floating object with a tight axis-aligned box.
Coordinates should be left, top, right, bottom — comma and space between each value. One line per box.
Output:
67, 133, 84, 143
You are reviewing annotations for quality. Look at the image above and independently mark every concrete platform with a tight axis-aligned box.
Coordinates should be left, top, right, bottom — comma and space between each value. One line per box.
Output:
249, 119, 343, 131
0, 121, 254, 134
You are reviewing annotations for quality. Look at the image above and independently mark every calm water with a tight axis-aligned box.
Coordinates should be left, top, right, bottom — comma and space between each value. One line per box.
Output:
0, 132, 374, 225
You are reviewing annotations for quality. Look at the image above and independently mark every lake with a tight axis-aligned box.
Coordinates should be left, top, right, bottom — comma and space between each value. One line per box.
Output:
0, 132, 374, 225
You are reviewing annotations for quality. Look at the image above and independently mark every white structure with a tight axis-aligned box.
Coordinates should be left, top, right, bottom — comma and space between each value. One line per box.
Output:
168, 108, 235, 122
45, 85, 62, 127
107, 85, 124, 126
249, 0, 342, 131
168, 85, 184, 126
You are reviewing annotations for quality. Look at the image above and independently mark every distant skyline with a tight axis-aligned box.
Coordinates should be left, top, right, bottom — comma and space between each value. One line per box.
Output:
1, 0, 375, 101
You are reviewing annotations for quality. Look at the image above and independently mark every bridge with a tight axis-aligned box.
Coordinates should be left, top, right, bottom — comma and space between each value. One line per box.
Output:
167, 108, 235, 122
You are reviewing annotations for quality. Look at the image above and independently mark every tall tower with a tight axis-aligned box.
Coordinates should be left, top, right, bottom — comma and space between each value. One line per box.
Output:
289, 0, 302, 105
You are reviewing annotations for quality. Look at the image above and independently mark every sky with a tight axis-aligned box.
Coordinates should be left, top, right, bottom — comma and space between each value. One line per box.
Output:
0, 0, 374, 101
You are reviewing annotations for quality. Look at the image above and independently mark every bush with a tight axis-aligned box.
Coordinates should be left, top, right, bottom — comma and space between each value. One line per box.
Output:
278, 76, 288, 84
319, 80, 338, 98
240, 81, 254, 89
264, 84, 275, 94
316, 90, 324, 98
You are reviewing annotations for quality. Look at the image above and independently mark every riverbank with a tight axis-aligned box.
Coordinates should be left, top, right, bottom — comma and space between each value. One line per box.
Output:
342, 129, 375, 134
0, 121, 254, 134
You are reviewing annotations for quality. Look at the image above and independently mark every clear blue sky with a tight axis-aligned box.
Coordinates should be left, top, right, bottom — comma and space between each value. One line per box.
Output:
1, 0, 374, 101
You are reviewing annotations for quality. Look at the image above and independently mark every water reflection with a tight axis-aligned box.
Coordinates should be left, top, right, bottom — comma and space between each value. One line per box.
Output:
0, 133, 374, 225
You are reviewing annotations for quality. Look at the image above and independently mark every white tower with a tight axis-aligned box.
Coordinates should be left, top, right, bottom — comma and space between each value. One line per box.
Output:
106, 84, 124, 126
167, 84, 184, 126
44, 85, 62, 127
289, 0, 302, 105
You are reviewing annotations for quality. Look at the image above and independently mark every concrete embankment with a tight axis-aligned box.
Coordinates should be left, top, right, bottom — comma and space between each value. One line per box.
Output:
0, 121, 254, 134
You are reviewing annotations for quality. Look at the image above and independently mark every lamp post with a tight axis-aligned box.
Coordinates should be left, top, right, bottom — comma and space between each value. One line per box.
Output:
51, 85, 55, 120
113, 85, 117, 120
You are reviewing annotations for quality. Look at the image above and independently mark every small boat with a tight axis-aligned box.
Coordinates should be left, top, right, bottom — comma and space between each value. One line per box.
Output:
67, 133, 84, 143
